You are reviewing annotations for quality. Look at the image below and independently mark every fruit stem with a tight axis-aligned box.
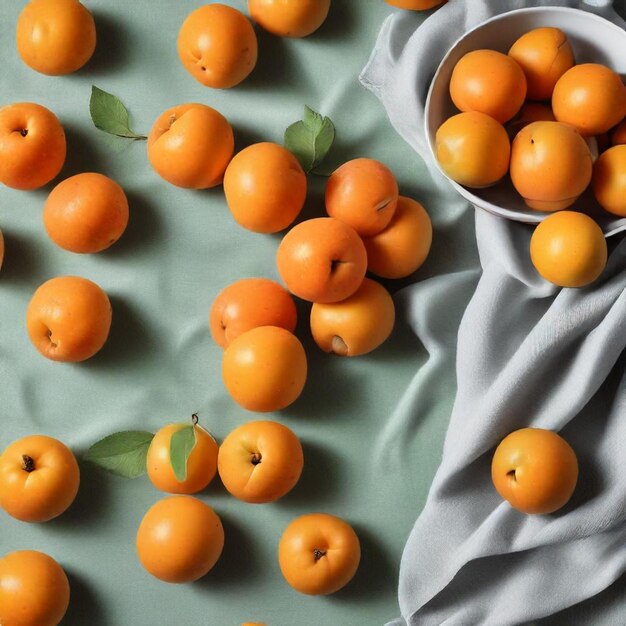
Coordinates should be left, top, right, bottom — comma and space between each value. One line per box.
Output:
191, 413, 199, 426
251, 452, 262, 466
313, 549, 327, 561
19, 129, 28, 137
507, 469, 517, 482
21, 455, 35, 472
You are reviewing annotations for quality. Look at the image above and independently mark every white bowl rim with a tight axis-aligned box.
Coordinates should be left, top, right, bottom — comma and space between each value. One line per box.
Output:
424, 6, 626, 227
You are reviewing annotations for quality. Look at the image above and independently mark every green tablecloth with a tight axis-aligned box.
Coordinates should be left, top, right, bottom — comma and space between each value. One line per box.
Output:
0, 2, 474, 625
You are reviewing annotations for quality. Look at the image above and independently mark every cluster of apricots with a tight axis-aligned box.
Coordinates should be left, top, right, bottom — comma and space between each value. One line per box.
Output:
0, 419, 361, 626
435, 26, 626, 288
212, 155, 432, 414
0, 1, 436, 625
141, 417, 360, 596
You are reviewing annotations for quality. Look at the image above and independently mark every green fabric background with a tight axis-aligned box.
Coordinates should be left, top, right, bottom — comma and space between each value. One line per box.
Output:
0, 2, 470, 624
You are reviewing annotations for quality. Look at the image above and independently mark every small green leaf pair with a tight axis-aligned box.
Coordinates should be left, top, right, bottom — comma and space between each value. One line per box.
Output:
85, 421, 198, 482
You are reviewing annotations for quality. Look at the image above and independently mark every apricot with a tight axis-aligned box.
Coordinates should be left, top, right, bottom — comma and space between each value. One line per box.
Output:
0, 103, 66, 190
310, 278, 395, 357
136, 496, 224, 583
224, 142, 307, 233
325, 158, 398, 236
278, 513, 361, 595
530, 211, 607, 288
26, 276, 112, 362
147, 422, 218, 495
222, 326, 307, 412
43, 173, 129, 253
508, 102, 555, 136
552, 64, 626, 136
147, 103, 234, 189
0, 435, 80, 523
385, 0, 447, 9
593, 145, 626, 217
362, 196, 432, 279
611, 118, 626, 146
0, 550, 69, 626
217, 420, 303, 503
450, 50, 527, 123
510, 121, 592, 211
248, 0, 330, 37
276, 217, 367, 303
17, 0, 96, 75
508, 27, 574, 101
435, 111, 510, 188
492, 428, 578, 514
177, 4, 257, 89
210, 278, 297, 348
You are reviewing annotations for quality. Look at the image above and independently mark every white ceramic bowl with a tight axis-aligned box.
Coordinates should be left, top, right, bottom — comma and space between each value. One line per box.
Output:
424, 7, 626, 236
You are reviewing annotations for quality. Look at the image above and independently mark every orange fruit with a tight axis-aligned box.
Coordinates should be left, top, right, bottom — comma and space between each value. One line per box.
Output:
510, 121, 592, 211
592, 144, 626, 217
43, 173, 129, 253
210, 278, 297, 348
26, 276, 112, 362
530, 211, 607, 288
362, 196, 432, 279
147, 103, 234, 189
248, 0, 330, 37
310, 278, 395, 357
0, 550, 69, 626
435, 111, 510, 188
224, 142, 307, 233
611, 118, 626, 146
137, 496, 224, 583
0, 103, 66, 190
278, 513, 360, 595
492, 428, 578, 514
552, 64, 626, 136
325, 158, 398, 237
276, 217, 367, 303
177, 4, 257, 89
16, 0, 96, 75
508, 27, 574, 101
508, 102, 555, 136
147, 422, 218, 495
450, 49, 527, 123
0, 435, 79, 523
385, 0, 447, 9
222, 326, 307, 412
217, 420, 303, 503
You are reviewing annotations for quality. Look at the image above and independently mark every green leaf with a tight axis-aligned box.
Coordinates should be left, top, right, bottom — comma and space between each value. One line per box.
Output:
85, 431, 154, 478
284, 105, 336, 174
89, 86, 147, 140
170, 425, 197, 482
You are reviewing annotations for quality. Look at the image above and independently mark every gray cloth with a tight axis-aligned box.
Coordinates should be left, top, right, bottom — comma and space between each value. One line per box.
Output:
360, 1, 626, 624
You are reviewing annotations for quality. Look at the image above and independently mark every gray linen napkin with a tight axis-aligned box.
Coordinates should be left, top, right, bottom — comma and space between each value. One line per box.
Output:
361, 1, 626, 624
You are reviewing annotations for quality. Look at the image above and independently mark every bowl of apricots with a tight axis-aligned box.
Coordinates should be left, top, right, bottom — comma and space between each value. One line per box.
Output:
425, 7, 626, 236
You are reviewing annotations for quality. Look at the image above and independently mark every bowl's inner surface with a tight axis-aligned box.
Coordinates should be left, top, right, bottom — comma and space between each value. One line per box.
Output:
425, 7, 626, 234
